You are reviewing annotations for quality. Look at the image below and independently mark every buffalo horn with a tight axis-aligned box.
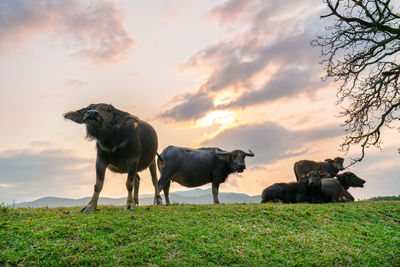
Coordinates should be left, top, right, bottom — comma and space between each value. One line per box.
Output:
245, 149, 254, 157
214, 149, 231, 155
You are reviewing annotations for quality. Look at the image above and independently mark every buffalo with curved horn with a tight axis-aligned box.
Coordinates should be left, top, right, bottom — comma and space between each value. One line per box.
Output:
157, 146, 254, 204
64, 103, 162, 212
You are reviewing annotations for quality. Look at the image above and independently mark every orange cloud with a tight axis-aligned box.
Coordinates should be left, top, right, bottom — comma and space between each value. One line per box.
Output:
0, 0, 135, 64
159, 0, 330, 124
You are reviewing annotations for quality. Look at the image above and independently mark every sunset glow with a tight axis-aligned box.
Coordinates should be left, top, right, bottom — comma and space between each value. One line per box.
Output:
0, 0, 398, 204
196, 110, 236, 127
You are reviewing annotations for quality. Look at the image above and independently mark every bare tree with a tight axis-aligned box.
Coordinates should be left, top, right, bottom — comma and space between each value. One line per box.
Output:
312, 0, 400, 164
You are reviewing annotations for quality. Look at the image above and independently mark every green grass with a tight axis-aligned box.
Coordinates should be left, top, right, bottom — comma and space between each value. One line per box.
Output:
1, 201, 399, 266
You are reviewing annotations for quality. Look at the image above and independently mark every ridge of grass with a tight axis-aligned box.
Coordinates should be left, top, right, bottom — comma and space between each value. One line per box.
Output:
1, 201, 399, 266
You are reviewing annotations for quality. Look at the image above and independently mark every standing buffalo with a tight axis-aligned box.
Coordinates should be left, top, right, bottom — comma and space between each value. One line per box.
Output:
261, 171, 323, 203
64, 103, 162, 212
319, 172, 366, 203
294, 157, 344, 182
157, 146, 254, 204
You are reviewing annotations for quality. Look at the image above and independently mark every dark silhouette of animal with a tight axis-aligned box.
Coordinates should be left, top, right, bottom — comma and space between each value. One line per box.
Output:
319, 179, 354, 202
157, 146, 254, 204
336, 172, 366, 190
294, 157, 344, 182
64, 103, 162, 212
261, 171, 323, 203
319, 172, 366, 203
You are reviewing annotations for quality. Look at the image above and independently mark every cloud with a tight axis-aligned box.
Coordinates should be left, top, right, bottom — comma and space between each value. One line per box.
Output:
158, 92, 214, 122
207, 0, 257, 26
0, 0, 135, 64
183, 30, 321, 92
160, 32, 324, 122
227, 67, 321, 108
0, 148, 93, 203
201, 122, 343, 165
158, 0, 328, 123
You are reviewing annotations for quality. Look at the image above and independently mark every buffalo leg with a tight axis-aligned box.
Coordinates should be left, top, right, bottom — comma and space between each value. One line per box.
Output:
125, 171, 139, 210
134, 174, 140, 205
343, 190, 354, 202
163, 181, 171, 205
158, 170, 171, 193
125, 163, 139, 210
149, 161, 162, 205
211, 182, 220, 204
81, 158, 107, 212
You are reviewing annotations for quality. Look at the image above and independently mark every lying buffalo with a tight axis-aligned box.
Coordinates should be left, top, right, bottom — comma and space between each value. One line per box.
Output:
336, 172, 366, 190
319, 179, 354, 202
261, 171, 322, 203
157, 146, 254, 204
294, 157, 344, 182
319, 172, 366, 203
64, 103, 162, 212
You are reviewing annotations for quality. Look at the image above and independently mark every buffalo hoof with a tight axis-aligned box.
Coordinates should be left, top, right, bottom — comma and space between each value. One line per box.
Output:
81, 205, 97, 213
125, 203, 136, 210
154, 196, 163, 205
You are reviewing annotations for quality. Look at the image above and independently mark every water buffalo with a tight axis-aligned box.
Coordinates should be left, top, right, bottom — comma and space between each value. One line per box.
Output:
157, 146, 254, 204
319, 179, 354, 202
64, 103, 162, 212
319, 172, 366, 203
336, 172, 366, 190
261, 171, 323, 203
294, 157, 344, 182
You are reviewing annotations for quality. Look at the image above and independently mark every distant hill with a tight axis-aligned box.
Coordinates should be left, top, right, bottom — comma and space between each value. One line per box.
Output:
14, 188, 261, 208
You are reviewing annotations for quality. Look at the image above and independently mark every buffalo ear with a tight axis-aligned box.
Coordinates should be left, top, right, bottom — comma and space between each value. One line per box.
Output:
111, 107, 139, 127
64, 107, 89, 124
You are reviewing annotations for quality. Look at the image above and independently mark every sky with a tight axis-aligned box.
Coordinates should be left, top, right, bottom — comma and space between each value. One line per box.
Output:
0, 0, 399, 204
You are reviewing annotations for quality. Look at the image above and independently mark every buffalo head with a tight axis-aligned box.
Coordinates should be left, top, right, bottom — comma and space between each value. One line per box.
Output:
215, 149, 254, 173
64, 103, 138, 140
333, 157, 345, 171
325, 157, 345, 171
337, 172, 366, 189
305, 171, 322, 188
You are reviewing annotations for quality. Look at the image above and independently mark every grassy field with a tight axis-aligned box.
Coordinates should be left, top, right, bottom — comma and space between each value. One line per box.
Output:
1, 201, 399, 266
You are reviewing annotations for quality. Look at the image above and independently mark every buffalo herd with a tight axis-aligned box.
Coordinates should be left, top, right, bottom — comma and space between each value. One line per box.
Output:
65, 104, 366, 212
262, 157, 366, 204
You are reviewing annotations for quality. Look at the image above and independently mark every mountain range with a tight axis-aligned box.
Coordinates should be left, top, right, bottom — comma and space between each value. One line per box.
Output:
13, 188, 261, 208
